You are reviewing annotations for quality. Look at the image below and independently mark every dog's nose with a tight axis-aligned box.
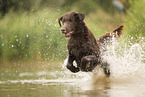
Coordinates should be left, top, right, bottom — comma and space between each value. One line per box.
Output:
61, 28, 66, 33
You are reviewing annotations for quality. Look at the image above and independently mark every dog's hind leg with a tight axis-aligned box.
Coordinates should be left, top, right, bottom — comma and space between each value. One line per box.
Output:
80, 55, 98, 72
101, 62, 111, 77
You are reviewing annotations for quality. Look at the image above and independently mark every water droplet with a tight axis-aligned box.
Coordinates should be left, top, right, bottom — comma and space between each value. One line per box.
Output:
26, 34, 29, 37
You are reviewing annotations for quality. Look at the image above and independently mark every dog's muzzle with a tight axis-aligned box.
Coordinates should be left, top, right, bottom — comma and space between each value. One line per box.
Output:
61, 28, 73, 37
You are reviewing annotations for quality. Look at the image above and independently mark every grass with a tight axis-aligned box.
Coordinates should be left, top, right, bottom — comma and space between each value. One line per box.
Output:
123, 0, 145, 43
0, 9, 67, 63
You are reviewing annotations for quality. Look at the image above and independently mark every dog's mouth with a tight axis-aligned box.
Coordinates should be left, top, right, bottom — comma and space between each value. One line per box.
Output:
61, 31, 73, 37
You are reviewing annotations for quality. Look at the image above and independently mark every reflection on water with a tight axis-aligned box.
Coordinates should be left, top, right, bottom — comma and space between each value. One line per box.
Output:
0, 64, 145, 97
0, 78, 145, 97
0, 39, 145, 97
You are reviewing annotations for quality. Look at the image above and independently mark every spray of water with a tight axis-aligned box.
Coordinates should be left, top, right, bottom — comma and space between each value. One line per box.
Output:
102, 37, 145, 82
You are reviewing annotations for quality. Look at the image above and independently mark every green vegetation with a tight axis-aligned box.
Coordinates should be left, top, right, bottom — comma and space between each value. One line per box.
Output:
0, 10, 67, 63
0, 0, 144, 63
123, 0, 145, 42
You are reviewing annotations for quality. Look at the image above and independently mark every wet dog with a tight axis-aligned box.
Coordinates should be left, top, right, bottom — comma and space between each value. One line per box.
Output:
58, 11, 123, 77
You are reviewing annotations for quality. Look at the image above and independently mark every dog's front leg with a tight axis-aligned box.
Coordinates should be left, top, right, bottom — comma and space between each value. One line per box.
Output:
66, 54, 80, 73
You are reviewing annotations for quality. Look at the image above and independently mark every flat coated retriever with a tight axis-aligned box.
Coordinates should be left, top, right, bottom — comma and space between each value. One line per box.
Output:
58, 11, 123, 77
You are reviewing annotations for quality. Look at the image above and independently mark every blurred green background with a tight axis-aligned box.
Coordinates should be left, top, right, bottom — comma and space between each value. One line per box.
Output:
0, 0, 145, 64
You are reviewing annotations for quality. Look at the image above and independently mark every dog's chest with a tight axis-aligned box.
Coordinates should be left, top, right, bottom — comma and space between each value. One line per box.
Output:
67, 39, 93, 57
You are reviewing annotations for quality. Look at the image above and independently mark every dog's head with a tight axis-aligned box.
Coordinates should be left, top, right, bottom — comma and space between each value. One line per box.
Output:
58, 11, 85, 37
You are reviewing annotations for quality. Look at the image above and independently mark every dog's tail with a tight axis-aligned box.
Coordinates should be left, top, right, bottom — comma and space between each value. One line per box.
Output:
97, 25, 124, 44
113, 25, 124, 38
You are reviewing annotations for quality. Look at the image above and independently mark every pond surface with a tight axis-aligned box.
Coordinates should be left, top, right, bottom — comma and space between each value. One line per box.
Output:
0, 61, 145, 97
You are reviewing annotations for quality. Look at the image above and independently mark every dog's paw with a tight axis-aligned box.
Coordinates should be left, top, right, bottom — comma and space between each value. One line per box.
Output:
104, 68, 111, 77
66, 64, 80, 73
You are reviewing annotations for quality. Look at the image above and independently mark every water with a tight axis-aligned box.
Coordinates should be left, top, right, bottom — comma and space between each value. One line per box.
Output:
0, 38, 145, 97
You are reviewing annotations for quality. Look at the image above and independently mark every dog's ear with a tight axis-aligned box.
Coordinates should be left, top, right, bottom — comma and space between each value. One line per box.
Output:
58, 16, 63, 27
74, 13, 85, 21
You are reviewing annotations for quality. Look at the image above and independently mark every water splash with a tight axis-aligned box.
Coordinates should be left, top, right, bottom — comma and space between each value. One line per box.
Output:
100, 37, 145, 82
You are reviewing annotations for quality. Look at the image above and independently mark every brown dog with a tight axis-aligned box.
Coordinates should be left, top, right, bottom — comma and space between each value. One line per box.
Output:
58, 11, 123, 77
